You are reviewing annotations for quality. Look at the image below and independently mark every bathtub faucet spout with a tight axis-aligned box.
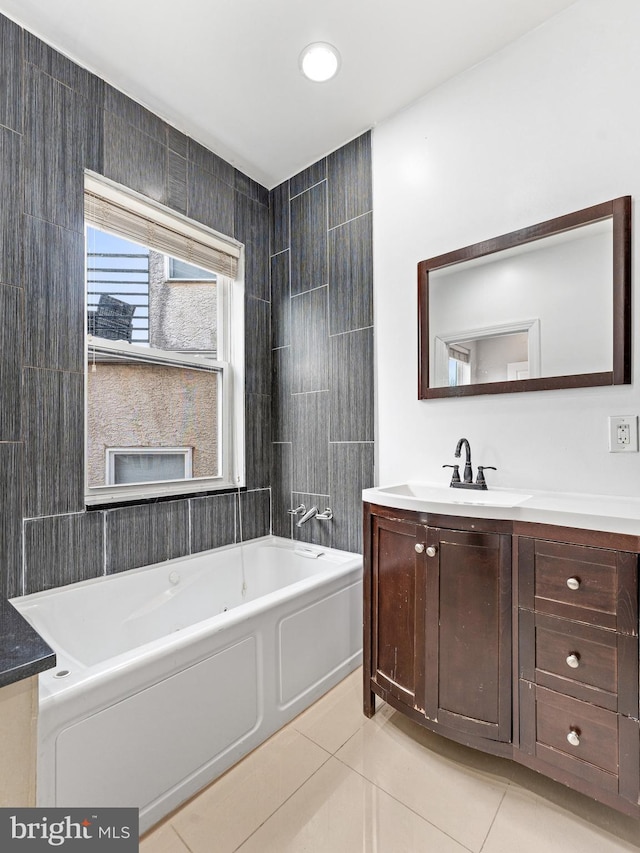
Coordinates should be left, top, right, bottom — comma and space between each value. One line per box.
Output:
295, 506, 333, 527
296, 506, 318, 527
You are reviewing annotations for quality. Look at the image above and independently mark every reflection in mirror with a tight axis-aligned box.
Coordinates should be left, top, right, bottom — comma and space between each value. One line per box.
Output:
418, 196, 631, 398
435, 321, 540, 387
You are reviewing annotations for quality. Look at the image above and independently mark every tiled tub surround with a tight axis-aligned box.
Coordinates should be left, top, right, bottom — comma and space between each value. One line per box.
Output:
22, 489, 270, 595
0, 12, 375, 600
0, 12, 274, 599
269, 133, 375, 554
12, 537, 363, 833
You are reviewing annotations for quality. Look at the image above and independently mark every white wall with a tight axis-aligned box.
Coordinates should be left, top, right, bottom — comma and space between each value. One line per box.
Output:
372, 0, 640, 497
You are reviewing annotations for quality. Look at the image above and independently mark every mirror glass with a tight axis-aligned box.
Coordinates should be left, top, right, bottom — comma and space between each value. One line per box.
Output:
418, 197, 630, 398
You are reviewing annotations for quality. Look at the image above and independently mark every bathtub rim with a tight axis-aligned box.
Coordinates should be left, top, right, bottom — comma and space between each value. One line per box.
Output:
11, 535, 362, 704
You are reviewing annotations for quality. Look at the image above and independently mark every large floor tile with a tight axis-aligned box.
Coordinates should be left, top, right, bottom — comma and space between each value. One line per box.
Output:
170, 726, 330, 853
483, 785, 640, 853
140, 822, 190, 852
336, 706, 510, 852
291, 666, 369, 754
507, 761, 640, 847
236, 756, 469, 853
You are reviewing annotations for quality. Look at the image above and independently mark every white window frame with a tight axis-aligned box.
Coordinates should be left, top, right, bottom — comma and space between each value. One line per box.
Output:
106, 446, 194, 485
84, 172, 245, 505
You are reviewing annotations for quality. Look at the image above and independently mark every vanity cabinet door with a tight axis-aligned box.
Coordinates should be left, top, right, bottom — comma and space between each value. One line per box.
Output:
423, 527, 512, 743
369, 515, 426, 712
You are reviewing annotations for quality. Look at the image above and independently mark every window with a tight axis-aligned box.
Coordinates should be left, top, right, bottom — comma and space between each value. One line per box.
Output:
168, 257, 216, 281
85, 174, 244, 504
106, 448, 193, 485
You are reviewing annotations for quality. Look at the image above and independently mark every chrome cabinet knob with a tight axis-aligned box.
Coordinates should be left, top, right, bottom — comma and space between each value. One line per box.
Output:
566, 576, 581, 591
415, 543, 425, 553
566, 653, 580, 669
566, 729, 581, 747
426, 546, 437, 557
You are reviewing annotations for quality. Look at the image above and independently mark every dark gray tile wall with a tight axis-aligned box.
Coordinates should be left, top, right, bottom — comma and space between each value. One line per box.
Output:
105, 501, 190, 574
2, 17, 374, 594
190, 492, 238, 553
0, 444, 22, 598
291, 286, 329, 393
271, 444, 292, 538
0, 285, 22, 441
270, 251, 291, 348
1, 16, 273, 596
269, 132, 374, 553
290, 181, 327, 296
0, 16, 22, 134
0, 127, 21, 286
22, 368, 84, 518
24, 513, 104, 594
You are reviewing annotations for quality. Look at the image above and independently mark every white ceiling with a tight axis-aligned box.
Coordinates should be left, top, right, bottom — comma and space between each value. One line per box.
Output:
0, 0, 577, 188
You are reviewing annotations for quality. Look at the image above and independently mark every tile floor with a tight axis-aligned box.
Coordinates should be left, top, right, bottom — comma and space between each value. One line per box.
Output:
141, 668, 640, 852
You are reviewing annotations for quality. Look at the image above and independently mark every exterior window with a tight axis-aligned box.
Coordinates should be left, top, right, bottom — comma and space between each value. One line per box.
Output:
85, 175, 244, 504
106, 448, 193, 485
168, 257, 216, 281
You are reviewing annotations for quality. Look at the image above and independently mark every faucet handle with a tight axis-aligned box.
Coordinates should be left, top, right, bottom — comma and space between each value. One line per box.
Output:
475, 466, 496, 487
442, 464, 461, 485
288, 504, 306, 516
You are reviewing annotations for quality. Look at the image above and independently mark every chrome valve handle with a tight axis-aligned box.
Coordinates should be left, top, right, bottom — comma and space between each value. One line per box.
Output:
316, 508, 333, 520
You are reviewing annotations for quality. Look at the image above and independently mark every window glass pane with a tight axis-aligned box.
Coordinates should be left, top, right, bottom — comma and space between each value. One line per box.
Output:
87, 359, 219, 489
87, 227, 218, 354
87, 227, 149, 344
113, 453, 187, 485
169, 257, 216, 281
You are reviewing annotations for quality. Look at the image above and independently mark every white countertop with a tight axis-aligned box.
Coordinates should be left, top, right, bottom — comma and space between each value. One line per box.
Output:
362, 482, 640, 537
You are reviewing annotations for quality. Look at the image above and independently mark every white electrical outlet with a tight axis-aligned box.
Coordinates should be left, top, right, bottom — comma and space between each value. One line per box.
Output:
608, 415, 639, 452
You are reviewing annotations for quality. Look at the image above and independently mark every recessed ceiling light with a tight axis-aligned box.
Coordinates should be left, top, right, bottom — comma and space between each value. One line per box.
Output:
299, 42, 341, 83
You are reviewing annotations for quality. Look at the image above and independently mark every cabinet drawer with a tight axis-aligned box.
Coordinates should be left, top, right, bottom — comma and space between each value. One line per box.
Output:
535, 615, 617, 697
533, 541, 618, 626
536, 686, 618, 775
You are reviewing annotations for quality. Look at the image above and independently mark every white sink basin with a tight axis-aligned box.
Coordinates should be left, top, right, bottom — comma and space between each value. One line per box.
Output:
374, 482, 532, 508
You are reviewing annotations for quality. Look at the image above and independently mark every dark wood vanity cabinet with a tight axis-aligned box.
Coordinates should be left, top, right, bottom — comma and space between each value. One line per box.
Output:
363, 503, 640, 817
364, 505, 512, 747
368, 514, 425, 713
517, 536, 639, 811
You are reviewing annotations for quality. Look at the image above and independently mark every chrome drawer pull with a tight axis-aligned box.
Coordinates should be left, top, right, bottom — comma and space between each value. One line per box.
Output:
566, 576, 581, 591
426, 546, 437, 557
566, 729, 581, 747
566, 653, 580, 669
415, 543, 425, 553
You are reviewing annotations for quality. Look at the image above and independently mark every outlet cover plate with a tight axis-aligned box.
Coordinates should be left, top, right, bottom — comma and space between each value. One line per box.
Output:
608, 415, 638, 452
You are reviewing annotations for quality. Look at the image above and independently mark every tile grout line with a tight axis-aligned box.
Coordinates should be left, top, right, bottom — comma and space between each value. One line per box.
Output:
478, 786, 509, 852
330, 745, 479, 853
229, 735, 334, 853
167, 822, 196, 853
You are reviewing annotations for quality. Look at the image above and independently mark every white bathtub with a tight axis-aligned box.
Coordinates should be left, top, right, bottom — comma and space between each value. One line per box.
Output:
11, 536, 363, 833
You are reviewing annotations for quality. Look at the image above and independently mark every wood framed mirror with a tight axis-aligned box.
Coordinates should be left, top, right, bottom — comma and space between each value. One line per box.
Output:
418, 196, 631, 399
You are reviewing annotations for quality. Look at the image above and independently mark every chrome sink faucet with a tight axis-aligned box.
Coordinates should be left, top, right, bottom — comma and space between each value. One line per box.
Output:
443, 438, 496, 490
